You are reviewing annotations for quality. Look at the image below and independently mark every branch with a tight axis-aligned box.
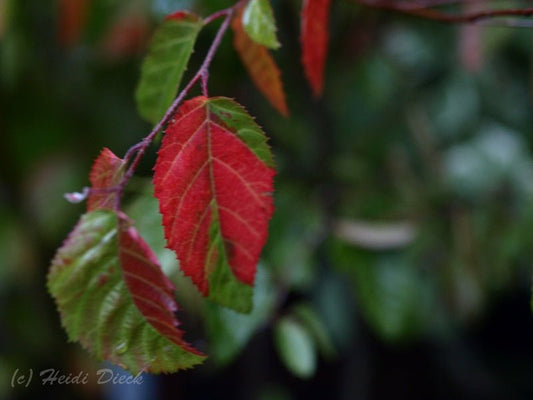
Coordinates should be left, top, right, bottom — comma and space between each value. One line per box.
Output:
353, 0, 533, 23
112, 7, 235, 210
390, 0, 513, 11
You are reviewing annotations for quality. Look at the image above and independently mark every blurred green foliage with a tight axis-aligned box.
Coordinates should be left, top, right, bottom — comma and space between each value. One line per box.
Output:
1, 0, 533, 399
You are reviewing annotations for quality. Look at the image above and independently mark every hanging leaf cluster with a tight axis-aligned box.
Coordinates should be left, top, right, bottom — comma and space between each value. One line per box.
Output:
48, 0, 333, 374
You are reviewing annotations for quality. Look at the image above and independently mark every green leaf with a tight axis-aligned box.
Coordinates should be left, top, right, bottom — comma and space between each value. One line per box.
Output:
263, 183, 322, 290
314, 273, 357, 351
242, 0, 280, 49
274, 316, 316, 379
331, 242, 434, 342
135, 12, 203, 124
125, 183, 179, 276
47, 210, 205, 374
291, 303, 336, 359
208, 97, 275, 167
205, 264, 277, 365
125, 183, 206, 316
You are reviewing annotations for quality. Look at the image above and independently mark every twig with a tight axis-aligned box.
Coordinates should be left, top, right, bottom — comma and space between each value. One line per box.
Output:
353, 0, 533, 23
478, 17, 533, 27
111, 7, 235, 210
391, 0, 514, 11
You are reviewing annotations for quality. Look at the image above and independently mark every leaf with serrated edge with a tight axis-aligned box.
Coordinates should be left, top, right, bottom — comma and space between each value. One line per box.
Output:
301, 0, 331, 97
242, 0, 280, 49
232, 8, 288, 117
87, 148, 126, 211
135, 11, 202, 124
153, 96, 275, 313
47, 210, 205, 374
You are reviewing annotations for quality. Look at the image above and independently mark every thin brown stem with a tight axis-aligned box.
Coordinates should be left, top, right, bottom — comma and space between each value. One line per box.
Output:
110, 7, 235, 210
353, 0, 533, 23
390, 0, 520, 11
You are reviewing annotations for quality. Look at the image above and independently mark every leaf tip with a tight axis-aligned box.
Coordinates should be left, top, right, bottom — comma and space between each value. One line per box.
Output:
165, 11, 197, 22
300, 0, 330, 99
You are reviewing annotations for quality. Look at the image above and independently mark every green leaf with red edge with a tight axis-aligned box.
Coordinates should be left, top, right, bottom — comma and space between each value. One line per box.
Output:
47, 210, 205, 374
242, 0, 280, 49
135, 11, 203, 124
301, 0, 331, 97
153, 96, 275, 313
232, 7, 288, 117
87, 148, 126, 211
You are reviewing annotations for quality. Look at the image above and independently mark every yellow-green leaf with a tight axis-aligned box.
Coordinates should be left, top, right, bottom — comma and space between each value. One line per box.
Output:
47, 210, 205, 374
242, 0, 280, 49
135, 12, 202, 124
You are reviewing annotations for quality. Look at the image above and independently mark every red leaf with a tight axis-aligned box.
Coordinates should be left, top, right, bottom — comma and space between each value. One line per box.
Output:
165, 11, 189, 21
232, 8, 289, 117
100, 12, 150, 61
57, 0, 91, 48
48, 209, 205, 373
301, 0, 331, 97
87, 148, 126, 211
153, 96, 275, 312
118, 215, 203, 356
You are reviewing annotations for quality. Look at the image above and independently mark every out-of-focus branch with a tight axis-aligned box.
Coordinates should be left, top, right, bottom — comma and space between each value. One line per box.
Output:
392, 0, 512, 11
334, 219, 417, 250
352, 0, 533, 24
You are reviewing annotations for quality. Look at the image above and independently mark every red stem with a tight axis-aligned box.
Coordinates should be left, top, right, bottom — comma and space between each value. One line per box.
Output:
111, 7, 235, 210
354, 0, 533, 23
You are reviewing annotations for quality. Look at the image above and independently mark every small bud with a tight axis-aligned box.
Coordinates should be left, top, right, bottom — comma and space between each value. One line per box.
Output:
64, 187, 90, 203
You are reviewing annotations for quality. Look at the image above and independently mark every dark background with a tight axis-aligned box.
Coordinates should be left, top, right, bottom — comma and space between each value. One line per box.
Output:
1, 0, 532, 399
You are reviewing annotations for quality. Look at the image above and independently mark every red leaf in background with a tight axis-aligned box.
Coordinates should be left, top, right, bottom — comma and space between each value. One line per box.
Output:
232, 8, 288, 117
459, 1, 484, 72
153, 96, 275, 312
118, 215, 204, 356
48, 209, 205, 374
57, 0, 91, 48
87, 148, 126, 211
165, 11, 189, 21
100, 12, 150, 61
301, 0, 331, 97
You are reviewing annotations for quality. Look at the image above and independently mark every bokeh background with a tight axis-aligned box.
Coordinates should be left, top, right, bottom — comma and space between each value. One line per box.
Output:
1, 0, 533, 399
